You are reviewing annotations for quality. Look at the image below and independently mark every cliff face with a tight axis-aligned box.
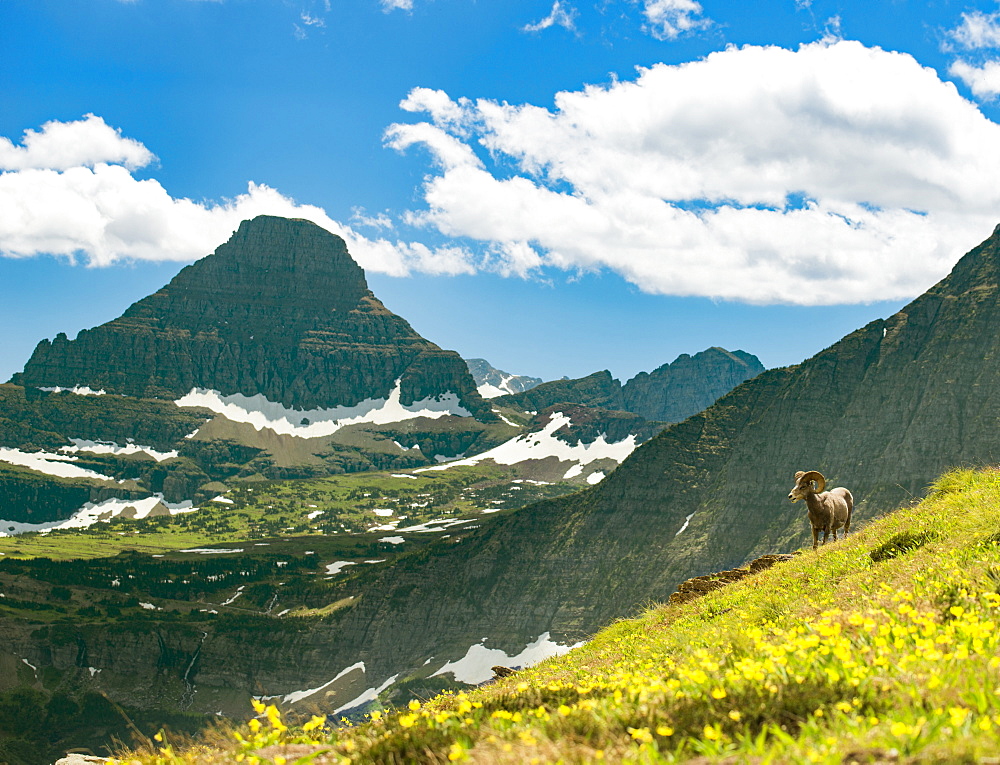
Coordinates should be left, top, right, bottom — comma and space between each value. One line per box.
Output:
621, 347, 765, 423
495, 348, 764, 424
14, 216, 490, 419
496, 371, 626, 412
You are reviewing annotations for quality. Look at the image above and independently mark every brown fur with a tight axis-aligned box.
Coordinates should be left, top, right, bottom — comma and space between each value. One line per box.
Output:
788, 470, 854, 551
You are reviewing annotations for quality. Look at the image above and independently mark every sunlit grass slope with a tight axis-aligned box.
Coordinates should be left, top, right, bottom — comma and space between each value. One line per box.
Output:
135, 467, 1000, 763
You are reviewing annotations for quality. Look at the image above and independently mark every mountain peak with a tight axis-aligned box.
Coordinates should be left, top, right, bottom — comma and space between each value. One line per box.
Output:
14, 217, 490, 417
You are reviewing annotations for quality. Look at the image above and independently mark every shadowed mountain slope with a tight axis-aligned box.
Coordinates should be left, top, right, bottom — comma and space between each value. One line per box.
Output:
496, 347, 764, 424
275, 222, 1000, 696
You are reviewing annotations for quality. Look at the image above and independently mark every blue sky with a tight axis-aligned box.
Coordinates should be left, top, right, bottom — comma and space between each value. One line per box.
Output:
4, 0, 1000, 384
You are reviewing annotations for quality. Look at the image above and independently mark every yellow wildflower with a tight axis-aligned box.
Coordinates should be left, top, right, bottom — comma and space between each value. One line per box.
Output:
628, 727, 653, 743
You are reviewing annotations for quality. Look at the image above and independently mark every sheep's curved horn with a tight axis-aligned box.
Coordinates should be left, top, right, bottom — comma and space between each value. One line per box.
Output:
799, 470, 826, 492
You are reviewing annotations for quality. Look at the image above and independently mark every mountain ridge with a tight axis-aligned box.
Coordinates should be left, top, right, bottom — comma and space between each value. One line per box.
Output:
495, 347, 765, 424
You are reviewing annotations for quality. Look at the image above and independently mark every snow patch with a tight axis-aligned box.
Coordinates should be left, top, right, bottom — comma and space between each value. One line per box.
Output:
283, 661, 366, 705
175, 379, 472, 438
675, 512, 696, 537
586, 471, 605, 485
179, 547, 244, 554
61, 438, 178, 462
493, 410, 518, 427
431, 632, 584, 685
140, 602, 158, 610
391, 473, 419, 479
39, 385, 106, 396
0, 447, 120, 482
379, 536, 405, 544
417, 413, 637, 474
212, 495, 235, 504
372, 508, 394, 517
221, 586, 245, 606
307, 509, 324, 520
0, 496, 194, 536
396, 517, 472, 533
333, 673, 399, 715
325, 561, 357, 575
477, 383, 507, 399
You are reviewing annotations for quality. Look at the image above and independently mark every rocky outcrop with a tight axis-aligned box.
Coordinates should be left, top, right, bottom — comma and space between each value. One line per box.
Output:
14, 216, 491, 420
667, 554, 796, 606
496, 348, 764, 425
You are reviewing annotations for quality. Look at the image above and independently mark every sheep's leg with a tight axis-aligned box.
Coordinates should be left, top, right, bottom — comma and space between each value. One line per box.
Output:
812, 526, 820, 550
831, 528, 839, 542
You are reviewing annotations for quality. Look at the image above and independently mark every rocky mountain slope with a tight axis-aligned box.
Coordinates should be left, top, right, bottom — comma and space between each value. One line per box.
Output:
14, 216, 491, 419
194, 221, 1000, 711
464, 358, 542, 398
0, 217, 512, 526
496, 347, 764, 424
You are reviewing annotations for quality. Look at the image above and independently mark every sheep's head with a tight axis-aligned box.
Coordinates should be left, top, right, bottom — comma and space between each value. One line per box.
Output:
789, 470, 826, 502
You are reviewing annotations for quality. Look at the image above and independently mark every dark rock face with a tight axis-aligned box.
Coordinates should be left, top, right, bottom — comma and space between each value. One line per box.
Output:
14, 216, 490, 419
497, 370, 626, 413
496, 348, 763, 424
621, 347, 764, 423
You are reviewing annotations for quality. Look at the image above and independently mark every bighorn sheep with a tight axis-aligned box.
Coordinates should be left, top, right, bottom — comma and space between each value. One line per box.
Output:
788, 471, 853, 551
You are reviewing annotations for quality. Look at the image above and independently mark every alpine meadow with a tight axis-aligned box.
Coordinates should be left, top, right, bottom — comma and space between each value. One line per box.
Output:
8, 1, 1000, 763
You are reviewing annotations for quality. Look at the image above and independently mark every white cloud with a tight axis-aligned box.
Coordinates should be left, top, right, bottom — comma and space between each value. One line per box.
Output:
641, 0, 710, 41
522, 1, 577, 33
0, 114, 154, 172
949, 59, 1000, 98
387, 40, 1000, 305
381, 0, 413, 12
0, 117, 474, 276
948, 10, 1000, 50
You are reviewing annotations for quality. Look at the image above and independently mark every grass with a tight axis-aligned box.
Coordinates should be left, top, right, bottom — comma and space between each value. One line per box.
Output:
121, 466, 1000, 763
0, 463, 576, 562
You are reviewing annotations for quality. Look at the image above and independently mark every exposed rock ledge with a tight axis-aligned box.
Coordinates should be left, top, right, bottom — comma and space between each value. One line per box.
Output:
668, 553, 797, 606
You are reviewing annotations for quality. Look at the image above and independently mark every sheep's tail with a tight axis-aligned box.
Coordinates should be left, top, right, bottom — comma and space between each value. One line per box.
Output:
843, 489, 854, 534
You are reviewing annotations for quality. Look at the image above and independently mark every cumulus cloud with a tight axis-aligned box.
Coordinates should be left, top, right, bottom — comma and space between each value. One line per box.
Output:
0, 114, 155, 172
945, 10, 1000, 99
381, 0, 413, 12
386, 40, 1000, 305
0, 117, 474, 276
948, 10, 1000, 50
522, 1, 577, 33
641, 0, 710, 41
949, 59, 1000, 98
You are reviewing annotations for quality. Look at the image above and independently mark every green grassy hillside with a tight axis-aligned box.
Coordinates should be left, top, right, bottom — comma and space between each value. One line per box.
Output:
133, 466, 1000, 763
